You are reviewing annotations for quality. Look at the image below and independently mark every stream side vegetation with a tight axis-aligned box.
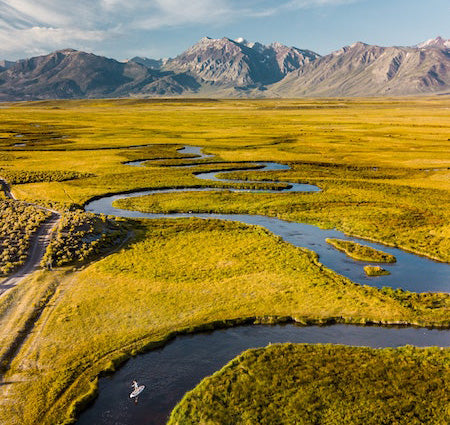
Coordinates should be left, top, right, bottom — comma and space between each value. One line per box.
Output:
364, 265, 391, 276
0, 98, 449, 425
326, 238, 396, 263
41, 211, 129, 267
0, 218, 448, 425
169, 343, 450, 425
0, 200, 51, 276
0, 169, 93, 184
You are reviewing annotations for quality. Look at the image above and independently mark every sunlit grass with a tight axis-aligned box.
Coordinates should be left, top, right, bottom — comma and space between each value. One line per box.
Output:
1, 218, 448, 425
0, 97, 449, 425
169, 343, 450, 425
326, 238, 396, 263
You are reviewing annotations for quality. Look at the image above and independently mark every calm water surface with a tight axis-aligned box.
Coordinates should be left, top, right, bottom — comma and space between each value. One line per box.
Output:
76, 324, 450, 425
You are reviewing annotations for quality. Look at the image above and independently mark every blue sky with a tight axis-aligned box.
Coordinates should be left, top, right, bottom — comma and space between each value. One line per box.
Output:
0, 0, 448, 60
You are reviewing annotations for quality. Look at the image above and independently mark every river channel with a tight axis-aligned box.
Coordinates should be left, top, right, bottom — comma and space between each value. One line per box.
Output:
78, 146, 449, 425
85, 146, 449, 293
76, 324, 450, 425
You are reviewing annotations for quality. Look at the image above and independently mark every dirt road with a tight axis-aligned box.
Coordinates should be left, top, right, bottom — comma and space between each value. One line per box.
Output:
0, 178, 61, 295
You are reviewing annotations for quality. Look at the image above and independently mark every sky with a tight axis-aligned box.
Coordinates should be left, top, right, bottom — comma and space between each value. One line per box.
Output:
0, 0, 448, 61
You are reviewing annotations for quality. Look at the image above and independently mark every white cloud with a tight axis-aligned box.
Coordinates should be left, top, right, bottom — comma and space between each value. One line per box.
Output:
284, 0, 357, 8
135, 0, 237, 29
0, 0, 361, 59
0, 26, 111, 57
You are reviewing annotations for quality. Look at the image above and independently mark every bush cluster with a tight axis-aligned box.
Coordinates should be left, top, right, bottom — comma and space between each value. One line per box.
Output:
0, 200, 51, 276
364, 265, 390, 276
41, 211, 127, 267
0, 169, 92, 184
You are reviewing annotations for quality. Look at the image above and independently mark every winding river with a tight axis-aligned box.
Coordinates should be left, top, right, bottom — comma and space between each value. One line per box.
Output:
86, 146, 449, 293
78, 146, 450, 425
77, 325, 450, 425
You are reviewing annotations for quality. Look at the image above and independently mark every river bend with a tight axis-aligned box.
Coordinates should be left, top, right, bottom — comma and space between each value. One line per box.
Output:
78, 145, 450, 425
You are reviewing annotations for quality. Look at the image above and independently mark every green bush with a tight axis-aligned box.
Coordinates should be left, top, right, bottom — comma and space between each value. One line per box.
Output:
0, 200, 51, 276
364, 265, 391, 276
0, 169, 92, 184
41, 211, 127, 267
326, 238, 396, 263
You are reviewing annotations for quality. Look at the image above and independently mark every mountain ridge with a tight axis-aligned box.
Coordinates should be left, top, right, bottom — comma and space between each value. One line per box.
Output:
0, 36, 448, 100
269, 40, 449, 97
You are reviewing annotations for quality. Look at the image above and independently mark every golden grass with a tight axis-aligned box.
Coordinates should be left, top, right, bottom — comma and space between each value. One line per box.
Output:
0, 97, 448, 425
169, 344, 450, 425
1, 219, 448, 425
326, 238, 396, 263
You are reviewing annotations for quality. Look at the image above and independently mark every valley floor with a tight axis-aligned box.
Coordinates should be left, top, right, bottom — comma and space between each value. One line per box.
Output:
0, 97, 448, 424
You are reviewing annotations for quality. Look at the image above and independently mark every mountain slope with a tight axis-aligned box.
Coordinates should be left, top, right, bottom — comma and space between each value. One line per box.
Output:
0, 60, 15, 72
0, 49, 199, 101
128, 57, 166, 70
269, 41, 450, 97
163, 37, 320, 87
417, 36, 450, 49
0, 37, 448, 100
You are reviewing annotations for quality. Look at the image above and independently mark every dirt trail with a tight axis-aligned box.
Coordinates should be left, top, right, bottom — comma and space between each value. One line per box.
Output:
0, 178, 61, 296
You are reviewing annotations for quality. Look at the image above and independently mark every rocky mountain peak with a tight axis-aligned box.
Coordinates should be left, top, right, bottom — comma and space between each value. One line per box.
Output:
0, 59, 15, 71
271, 38, 450, 97
0, 36, 448, 100
417, 36, 450, 49
163, 37, 320, 87
56, 48, 78, 54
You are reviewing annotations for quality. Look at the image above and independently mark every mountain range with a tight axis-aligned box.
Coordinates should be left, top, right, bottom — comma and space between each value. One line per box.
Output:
0, 36, 448, 100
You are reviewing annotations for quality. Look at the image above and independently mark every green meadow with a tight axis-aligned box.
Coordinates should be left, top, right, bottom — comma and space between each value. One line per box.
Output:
0, 97, 449, 424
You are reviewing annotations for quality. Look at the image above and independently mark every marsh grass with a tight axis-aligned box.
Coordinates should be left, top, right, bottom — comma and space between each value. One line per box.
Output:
168, 344, 450, 425
0, 98, 449, 425
326, 238, 396, 263
0, 98, 448, 262
1, 218, 449, 425
365, 265, 391, 276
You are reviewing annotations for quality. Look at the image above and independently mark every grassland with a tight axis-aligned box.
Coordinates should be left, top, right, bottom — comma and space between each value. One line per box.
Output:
169, 343, 450, 425
326, 238, 396, 263
1, 219, 449, 425
0, 97, 448, 425
0, 98, 448, 261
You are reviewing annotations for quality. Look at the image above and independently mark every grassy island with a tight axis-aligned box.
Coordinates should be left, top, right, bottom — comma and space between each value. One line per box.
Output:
326, 238, 396, 263
365, 265, 391, 276
169, 344, 450, 425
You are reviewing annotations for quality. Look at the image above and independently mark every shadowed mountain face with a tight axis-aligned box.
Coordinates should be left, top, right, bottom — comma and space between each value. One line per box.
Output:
0, 49, 199, 101
0, 37, 448, 100
128, 57, 166, 70
0, 59, 15, 72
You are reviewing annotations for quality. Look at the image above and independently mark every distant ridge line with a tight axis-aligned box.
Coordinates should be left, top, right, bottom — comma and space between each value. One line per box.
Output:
0, 36, 448, 100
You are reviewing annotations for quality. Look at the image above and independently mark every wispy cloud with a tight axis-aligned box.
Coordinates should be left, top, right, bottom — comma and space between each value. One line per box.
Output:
0, 26, 110, 57
0, 0, 360, 59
